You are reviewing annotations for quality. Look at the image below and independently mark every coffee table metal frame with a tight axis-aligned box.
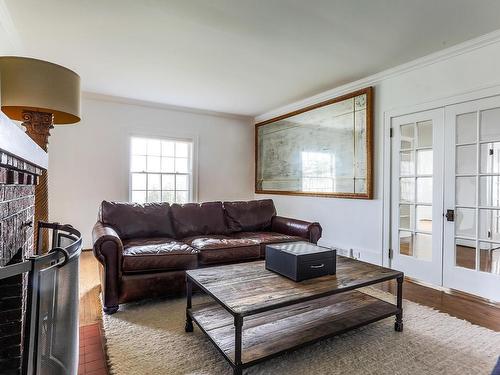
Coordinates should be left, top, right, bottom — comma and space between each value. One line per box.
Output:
185, 260, 404, 375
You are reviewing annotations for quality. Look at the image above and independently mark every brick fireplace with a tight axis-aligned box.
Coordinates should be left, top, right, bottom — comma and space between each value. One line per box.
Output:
0, 111, 47, 374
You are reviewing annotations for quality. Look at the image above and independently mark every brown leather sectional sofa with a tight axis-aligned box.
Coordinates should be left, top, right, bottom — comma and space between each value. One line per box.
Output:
92, 199, 322, 314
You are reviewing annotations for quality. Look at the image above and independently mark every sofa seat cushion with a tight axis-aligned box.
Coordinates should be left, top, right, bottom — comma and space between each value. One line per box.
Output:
229, 231, 304, 257
122, 237, 198, 273
183, 235, 261, 265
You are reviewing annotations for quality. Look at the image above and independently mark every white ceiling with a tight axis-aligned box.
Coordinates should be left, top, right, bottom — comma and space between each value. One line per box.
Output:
1, 0, 500, 116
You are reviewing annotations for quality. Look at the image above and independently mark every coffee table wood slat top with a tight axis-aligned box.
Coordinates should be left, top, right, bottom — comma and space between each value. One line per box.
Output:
187, 256, 402, 316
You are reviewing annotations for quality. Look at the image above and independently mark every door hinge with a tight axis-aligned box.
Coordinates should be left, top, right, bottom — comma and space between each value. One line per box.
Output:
388, 248, 394, 259
390, 128, 393, 138
489, 148, 494, 156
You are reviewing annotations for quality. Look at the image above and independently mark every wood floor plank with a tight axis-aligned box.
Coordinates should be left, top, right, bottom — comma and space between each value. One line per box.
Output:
79, 251, 102, 326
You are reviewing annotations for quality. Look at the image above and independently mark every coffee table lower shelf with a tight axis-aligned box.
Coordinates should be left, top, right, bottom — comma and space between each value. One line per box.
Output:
188, 290, 399, 372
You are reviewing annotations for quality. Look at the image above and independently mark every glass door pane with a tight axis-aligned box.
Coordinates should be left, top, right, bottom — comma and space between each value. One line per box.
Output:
453, 106, 500, 275
391, 108, 444, 287
397, 121, 434, 261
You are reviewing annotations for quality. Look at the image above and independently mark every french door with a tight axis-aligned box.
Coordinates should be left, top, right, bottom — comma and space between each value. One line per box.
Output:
391, 109, 444, 286
443, 96, 500, 301
391, 97, 500, 302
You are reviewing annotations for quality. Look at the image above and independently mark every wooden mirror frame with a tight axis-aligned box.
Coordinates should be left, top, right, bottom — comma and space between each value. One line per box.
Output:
255, 87, 373, 199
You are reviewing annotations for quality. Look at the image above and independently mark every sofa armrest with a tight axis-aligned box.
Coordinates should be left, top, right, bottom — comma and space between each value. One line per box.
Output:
271, 216, 323, 244
92, 221, 123, 313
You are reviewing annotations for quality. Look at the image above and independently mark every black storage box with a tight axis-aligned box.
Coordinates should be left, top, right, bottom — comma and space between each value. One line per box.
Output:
265, 241, 336, 282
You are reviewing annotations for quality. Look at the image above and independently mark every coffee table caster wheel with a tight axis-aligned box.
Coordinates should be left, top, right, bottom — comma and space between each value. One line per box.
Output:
185, 320, 193, 333
394, 321, 403, 332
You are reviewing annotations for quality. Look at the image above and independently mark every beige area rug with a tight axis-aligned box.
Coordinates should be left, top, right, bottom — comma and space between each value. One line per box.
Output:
102, 288, 500, 375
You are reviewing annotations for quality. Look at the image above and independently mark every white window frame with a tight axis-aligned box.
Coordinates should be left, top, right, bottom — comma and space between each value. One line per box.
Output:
128, 133, 198, 204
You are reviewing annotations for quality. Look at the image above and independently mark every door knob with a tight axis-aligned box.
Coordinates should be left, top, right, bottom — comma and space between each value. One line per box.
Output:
445, 209, 455, 222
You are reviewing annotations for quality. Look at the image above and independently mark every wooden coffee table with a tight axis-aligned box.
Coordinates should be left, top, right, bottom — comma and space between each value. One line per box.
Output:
185, 256, 403, 375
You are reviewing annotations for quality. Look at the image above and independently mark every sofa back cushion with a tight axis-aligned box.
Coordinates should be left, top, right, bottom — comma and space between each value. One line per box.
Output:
223, 199, 276, 232
170, 201, 229, 238
99, 201, 175, 240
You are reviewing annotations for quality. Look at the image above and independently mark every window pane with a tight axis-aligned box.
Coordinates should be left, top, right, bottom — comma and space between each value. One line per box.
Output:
399, 204, 413, 230
400, 124, 414, 150
456, 176, 476, 206
456, 112, 477, 144
162, 191, 175, 203
479, 242, 500, 274
147, 156, 161, 172
480, 142, 500, 174
416, 205, 432, 232
400, 178, 415, 203
162, 157, 175, 173
456, 208, 476, 238
176, 142, 189, 158
480, 107, 500, 142
131, 138, 147, 155
162, 174, 175, 190
456, 238, 476, 270
399, 231, 413, 256
162, 141, 175, 157
417, 121, 432, 147
400, 151, 414, 176
131, 190, 146, 203
176, 158, 189, 173
147, 190, 161, 202
130, 137, 193, 205
417, 177, 432, 204
176, 191, 188, 204
176, 175, 189, 190
131, 173, 146, 190
479, 209, 500, 242
414, 233, 432, 261
148, 174, 161, 190
147, 139, 161, 156
131, 155, 146, 172
479, 176, 500, 207
456, 144, 476, 174
417, 149, 432, 175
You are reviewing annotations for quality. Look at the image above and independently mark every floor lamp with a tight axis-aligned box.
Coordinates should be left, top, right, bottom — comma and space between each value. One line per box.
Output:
0, 57, 81, 253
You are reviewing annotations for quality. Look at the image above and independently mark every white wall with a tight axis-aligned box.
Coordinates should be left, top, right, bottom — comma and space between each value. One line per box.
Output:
256, 34, 500, 264
49, 96, 254, 248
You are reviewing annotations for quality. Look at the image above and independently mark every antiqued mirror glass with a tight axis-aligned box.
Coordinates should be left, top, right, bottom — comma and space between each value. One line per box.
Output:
255, 88, 373, 198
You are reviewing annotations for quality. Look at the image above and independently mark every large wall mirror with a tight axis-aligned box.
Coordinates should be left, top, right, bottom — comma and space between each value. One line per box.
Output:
255, 87, 373, 199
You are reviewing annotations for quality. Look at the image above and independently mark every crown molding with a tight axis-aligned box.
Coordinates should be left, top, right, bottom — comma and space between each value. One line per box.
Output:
255, 29, 500, 123
82, 92, 253, 122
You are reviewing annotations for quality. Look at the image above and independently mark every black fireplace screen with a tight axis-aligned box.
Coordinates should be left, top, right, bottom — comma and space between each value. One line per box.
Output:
0, 222, 82, 375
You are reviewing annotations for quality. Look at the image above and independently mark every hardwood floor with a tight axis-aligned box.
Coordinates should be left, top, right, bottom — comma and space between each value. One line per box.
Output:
80, 251, 103, 326
374, 279, 500, 331
78, 251, 500, 334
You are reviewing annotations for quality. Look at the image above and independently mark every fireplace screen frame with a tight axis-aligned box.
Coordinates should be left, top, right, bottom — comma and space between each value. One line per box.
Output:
0, 222, 82, 375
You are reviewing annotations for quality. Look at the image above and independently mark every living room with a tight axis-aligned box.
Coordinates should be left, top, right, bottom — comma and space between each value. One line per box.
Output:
0, 1, 499, 374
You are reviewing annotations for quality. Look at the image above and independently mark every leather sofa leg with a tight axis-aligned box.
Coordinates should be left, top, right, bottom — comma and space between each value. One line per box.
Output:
103, 305, 119, 315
